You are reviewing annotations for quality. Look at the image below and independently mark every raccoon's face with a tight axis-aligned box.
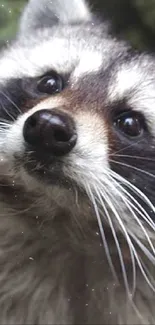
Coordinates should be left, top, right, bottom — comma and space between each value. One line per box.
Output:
0, 0, 155, 265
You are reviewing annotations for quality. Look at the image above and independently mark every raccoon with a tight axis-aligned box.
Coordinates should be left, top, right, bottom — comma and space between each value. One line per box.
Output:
0, 0, 154, 324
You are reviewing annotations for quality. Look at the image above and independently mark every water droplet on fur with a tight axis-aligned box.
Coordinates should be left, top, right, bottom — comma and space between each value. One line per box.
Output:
92, 288, 95, 291
29, 257, 34, 261
96, 232, 99, 236
85, 303, 89, 306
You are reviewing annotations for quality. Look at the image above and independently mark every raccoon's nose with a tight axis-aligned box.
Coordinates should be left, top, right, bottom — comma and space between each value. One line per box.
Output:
23, 109, 77, 156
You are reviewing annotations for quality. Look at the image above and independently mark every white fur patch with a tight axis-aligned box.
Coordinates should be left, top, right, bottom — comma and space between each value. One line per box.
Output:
0, 39, 77, 81
0, 40, 102, 86
108, 64, 141, 102
73, 52, 102, 79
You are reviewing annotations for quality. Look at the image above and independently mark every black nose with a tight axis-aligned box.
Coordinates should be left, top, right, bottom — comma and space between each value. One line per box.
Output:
23, 109, 77, 156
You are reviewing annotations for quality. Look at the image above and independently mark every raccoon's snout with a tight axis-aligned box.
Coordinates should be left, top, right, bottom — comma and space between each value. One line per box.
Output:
23, 109, 77, 156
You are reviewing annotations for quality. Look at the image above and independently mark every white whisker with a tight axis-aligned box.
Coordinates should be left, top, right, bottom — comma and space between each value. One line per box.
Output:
85, 183, 118, 282
112, 139, 143, 156
86, 170, 155, 295
93, 182, 148, 321
0, 91, 22, 115
95, 185, 136, 296
110, 170, 155, 214
128, 232, 155, 265
105, 172, 155, 293
107, 173, 155, 254
0, 102, 15, 122
111, 154, 155, 163
110, 159, 155, 179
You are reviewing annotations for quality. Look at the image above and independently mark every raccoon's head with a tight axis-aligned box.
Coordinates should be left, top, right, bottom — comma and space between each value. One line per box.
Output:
0, 0, 155, 284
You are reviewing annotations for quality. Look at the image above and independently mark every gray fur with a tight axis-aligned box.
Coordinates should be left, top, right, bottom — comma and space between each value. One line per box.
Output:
19, 0, 91, 35
0, 0, 154, 324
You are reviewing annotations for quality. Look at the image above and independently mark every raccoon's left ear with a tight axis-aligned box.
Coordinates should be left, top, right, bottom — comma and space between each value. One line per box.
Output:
18, 0, 92, 36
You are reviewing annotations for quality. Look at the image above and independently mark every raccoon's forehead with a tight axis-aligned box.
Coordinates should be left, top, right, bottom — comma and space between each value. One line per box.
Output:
0, 26, 123, 82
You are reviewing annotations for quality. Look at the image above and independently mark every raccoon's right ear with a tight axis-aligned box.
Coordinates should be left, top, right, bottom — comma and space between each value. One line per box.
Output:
18, 0, 92, 35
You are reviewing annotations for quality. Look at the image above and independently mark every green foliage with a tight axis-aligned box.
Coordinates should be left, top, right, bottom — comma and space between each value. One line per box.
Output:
0, 0, 26, 44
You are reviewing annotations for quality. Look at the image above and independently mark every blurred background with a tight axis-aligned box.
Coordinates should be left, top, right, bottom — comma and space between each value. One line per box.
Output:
1, 0, 155, 52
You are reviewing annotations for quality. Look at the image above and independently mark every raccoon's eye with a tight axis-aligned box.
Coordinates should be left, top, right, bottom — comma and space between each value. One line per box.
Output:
37, 72, 63, 95
114, 111, 145, 137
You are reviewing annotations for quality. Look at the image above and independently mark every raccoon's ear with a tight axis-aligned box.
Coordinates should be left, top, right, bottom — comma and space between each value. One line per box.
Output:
19, 0, 91, 35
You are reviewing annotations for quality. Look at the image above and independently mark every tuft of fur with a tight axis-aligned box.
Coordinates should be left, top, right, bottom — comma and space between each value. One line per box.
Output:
0, 0, 155, 324
19, 0, 92, 35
